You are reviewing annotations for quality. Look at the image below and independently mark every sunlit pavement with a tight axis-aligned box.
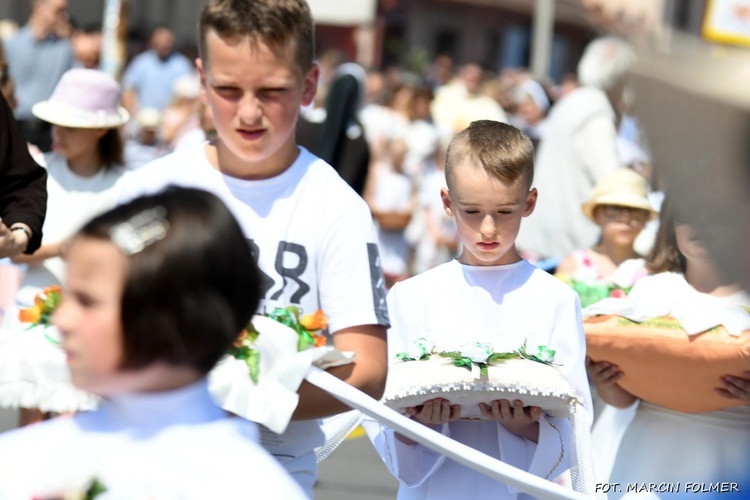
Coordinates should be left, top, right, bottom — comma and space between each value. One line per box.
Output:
314, 426, 399, 499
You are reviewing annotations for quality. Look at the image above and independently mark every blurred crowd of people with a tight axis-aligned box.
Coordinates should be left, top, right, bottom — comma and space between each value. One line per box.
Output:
0, 3, 667, 322
0, 2, 660, 296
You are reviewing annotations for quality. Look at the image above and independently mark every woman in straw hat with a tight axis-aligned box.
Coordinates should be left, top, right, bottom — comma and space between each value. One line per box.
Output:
1, 68, 129, 426
555, 167, 658, 308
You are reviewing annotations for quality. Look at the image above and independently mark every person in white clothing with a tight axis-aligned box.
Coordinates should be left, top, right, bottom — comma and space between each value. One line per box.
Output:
366, 137, 415, 288
516, 37, 637, 262
117, 1, 389, 495
10, 68, 129, 292
3, 68, 129, 426
430, 62, 508, 139
587, 194, 750, 499
366, 121, 593, 499
0, 188, 306, 498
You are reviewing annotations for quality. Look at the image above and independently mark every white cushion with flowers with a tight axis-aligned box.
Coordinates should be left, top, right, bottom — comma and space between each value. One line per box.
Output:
381, 341, 580, 420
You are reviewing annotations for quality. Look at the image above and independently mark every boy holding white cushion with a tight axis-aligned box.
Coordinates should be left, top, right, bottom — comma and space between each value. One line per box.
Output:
366, 121, 593, 499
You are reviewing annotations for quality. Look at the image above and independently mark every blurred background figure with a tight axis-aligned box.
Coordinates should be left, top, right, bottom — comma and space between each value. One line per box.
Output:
4, 0, 73, 152
407, 149, 458, 277
365, 137, 415, 289
70, 21, 101, 69
0, 20, 19, 44
5, 69, 129, 427
0, 54, 15, 110
124, 107, 165, 170
9, 68, 128, 318
359, 68, 392, 161
555, 167, 656, 308
430, 62, 508, 138
509, 78, 551, 149
423, 54, 454, 91
297, 63, 371, 196
302, 47, 346, 123
396, 84, 441, 184
121, 25, 193, 115
159, 72, 203, 152
517, 36, 637, 266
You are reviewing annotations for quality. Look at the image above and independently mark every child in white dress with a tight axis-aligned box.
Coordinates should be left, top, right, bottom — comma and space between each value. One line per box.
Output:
366, 121, 593, 499
0, 188, 306, 499
2, 68, 131, 426
588, 194, 750, 498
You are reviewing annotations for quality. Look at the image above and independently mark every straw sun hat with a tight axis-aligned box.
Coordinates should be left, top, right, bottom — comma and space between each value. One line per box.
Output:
581, 167, 657, 221
32, 68, 129, 129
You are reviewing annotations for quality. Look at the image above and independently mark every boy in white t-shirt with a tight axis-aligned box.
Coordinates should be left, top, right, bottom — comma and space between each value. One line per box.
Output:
117, 0, 389, 495
367, 120, 593, 499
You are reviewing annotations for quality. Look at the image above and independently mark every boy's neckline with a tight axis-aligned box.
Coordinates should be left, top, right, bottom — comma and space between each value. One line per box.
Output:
204, 139, 301, 181
453, 258, 527, 271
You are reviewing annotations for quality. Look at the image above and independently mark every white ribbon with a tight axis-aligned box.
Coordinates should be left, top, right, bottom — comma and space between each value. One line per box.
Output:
304, 366, 593, 500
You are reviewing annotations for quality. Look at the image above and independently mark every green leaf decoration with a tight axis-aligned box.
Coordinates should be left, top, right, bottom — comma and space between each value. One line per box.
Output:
433, 340, 558, 374
439, 351, 462, 359
245, 323, 260, 344
285, 305, 301, 318
453, 357, 473, 370
297, 330, 315, 351
228, 306, 328, 385
85, 478, 107, 499
487, 352, 517, 362
245, 348, 260, 384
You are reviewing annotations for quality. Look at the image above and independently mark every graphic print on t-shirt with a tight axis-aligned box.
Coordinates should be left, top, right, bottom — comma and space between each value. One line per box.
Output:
249, 238, 389, 327
368, 243, 390, 325
250, 238, 310, 306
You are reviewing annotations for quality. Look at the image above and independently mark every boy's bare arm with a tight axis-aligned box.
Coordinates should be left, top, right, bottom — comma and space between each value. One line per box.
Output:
291, 324, 387, 420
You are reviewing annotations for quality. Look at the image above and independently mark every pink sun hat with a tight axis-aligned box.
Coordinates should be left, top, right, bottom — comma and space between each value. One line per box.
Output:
32, 68, 129, 128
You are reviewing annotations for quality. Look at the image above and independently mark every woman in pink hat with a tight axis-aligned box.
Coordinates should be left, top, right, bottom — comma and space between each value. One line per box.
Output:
1, 68, 129, 427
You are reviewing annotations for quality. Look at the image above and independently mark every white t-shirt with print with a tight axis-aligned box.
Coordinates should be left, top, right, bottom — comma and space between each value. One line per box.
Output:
118, 143, 390, 495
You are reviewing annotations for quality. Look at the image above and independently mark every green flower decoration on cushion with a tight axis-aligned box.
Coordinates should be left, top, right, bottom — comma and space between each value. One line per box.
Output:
396, 338, 557, 377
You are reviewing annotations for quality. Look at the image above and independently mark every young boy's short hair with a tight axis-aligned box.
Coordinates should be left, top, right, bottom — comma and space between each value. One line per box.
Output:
198, 0, 314, 74
445, 120, 534, 190
78, 187, 261, 374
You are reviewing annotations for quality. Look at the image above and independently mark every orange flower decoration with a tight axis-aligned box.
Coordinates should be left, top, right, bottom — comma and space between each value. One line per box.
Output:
233, 329, 248, 348
299, 310, 327, 331
18, 285, 63, 327
34, 285, 62, 306
19, 304, 43, 324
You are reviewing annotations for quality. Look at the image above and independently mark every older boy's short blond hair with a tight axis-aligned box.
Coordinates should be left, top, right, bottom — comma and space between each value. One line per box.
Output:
199, 0, 314, 74
445, 120, 534, 190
